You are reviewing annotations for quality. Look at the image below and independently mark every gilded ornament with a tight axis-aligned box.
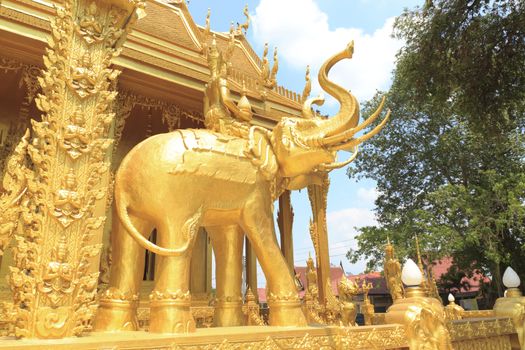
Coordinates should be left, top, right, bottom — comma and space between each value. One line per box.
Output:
69, 53, 99, 98
0, 131, 29, 255
384, 239, 404, 301
77, 2, 104, 44
261, 43, 279, 89
337, 274, 358, 326
52, 169, 84, 227
305, 253, 319, 299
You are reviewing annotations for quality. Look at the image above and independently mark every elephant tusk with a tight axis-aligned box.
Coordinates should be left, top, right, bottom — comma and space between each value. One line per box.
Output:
316, 146, 359, 171
329, 109, 391, 151
320, 96, 386, 147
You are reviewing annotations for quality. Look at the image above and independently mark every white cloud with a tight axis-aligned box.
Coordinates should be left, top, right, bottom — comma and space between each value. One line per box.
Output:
327, 207, 377, 245
326, 207, 377, 273
252, 0, 402, 101
356, 187, 379, 206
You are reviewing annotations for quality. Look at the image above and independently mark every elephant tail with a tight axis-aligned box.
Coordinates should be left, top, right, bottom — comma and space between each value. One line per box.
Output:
114, 177, 197, 257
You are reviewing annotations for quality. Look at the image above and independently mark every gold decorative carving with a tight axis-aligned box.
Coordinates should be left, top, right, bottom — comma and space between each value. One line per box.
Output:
261, 43, 278, 89
0, 63, 40, 178
7, 0, 145, 339
445, 297, 464, 321
406, 305, 452, 350
462, 309, 494, 318
303, 290, 326, 324
242, 288, 266, 326
306, 253, 319, 300
0, 57, 24, 73
337, 274, 358, 326
450, 318, 515, 350
494, 287, 525, 349
0, 131, 29, 255
384, 238, 404, 301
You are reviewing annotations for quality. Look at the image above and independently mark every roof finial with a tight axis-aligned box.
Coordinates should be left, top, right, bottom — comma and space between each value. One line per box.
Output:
236, 4, 250, 35
205, 8, 211, 32
270, 47, 279, 81
301, 65, 311, 103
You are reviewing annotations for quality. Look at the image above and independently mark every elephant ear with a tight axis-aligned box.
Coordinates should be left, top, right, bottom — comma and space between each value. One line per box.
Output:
245, 126, 278, 180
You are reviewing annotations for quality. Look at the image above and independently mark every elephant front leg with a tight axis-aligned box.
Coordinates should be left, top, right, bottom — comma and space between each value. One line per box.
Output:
208, 225, 244, 327
149, 222, 196, 333
94, 211, 151, 331
241, 208, 307, 327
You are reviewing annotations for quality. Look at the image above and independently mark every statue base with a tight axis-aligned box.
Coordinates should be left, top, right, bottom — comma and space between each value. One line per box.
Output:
0, 325, 409, 349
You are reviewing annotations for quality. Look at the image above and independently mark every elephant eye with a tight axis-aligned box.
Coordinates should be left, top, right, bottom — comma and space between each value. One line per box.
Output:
282, 138, 290, 147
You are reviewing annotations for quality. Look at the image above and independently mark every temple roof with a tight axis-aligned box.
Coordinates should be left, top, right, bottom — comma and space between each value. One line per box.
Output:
0, 0, 304, 123
125, 1, 303, 118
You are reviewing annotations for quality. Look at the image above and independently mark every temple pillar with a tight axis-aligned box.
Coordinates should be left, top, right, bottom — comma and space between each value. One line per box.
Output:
307, 174, 337, 309
277, 190, 294, 274
7, 0, 145, 339
245, 237, 258, 302
190, 228, 212, 304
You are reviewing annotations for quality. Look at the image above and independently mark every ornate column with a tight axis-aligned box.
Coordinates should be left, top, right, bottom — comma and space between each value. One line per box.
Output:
277, 190, 294, 274
307, 174, 337, 311
7, 0, 145, 339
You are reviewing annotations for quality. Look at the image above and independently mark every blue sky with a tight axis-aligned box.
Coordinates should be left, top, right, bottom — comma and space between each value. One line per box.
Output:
187, 0, 423, 281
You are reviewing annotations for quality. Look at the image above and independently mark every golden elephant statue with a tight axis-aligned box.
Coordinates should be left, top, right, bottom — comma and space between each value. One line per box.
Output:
94, 42, 389, 334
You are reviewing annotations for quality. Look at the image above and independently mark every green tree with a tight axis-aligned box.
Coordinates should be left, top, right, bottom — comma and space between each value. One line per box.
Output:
347, 0, 525, 301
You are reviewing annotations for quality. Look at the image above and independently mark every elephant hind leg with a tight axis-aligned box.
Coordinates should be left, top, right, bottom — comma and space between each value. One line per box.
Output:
94, 210, 153, 332
149, 219, 198, 333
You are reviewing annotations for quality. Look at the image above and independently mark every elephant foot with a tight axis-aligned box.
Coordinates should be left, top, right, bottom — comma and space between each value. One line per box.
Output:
214, 298, 244, 327
268, 299, 307, 327
149, 293, 196, 333
94, 290, 139, 331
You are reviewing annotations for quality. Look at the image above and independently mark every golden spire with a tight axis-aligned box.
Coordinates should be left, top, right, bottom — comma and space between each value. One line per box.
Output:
270, 46, 279, 81
301, 65, 311, 103
205, 8, 211, 33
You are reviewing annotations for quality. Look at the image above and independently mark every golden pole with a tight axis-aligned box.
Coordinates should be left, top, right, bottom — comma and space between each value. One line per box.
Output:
277, 190, 294, 274
245, 237, 258, 303
7, 0, 145, 339
308, 174, 338, 311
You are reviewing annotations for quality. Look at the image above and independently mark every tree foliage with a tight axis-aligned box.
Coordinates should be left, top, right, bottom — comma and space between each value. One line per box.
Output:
347, 0, 525, 299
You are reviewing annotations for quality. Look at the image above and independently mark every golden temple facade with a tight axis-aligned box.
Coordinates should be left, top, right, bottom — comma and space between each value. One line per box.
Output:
0, 1, 522, 349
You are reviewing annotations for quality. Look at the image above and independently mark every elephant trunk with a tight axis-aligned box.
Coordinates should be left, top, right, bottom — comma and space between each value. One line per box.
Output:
297, 42, 391, 171
301, 41, 359, 144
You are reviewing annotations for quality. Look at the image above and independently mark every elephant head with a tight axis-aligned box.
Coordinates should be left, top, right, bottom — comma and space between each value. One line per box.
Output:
271, 41, 389, 180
